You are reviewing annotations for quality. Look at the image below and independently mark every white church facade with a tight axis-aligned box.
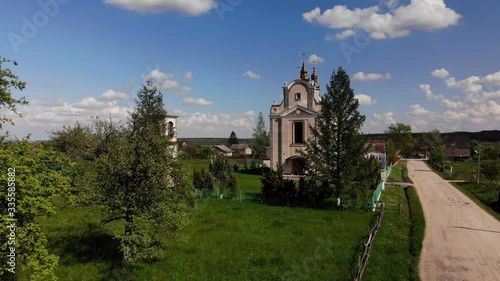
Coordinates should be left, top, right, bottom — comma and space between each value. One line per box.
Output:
269, 62, 322, 178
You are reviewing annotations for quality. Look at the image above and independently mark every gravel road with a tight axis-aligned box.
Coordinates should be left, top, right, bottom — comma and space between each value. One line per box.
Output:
407, 160, 500, 281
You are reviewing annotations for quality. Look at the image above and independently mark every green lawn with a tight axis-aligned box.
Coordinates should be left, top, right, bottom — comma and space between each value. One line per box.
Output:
363, 185, 424, 281
431, 161, 477, 181
387, 160, 413, 183
37, 173, 380, 281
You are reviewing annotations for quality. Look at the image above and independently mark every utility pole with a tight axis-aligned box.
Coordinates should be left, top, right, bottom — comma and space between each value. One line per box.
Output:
476, 142, 481, 184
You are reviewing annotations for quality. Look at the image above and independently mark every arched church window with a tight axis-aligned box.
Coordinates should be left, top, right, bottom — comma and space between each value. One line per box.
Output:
294, 121, 304, 144
295, 92, 301, 101
167, 121, 174, 137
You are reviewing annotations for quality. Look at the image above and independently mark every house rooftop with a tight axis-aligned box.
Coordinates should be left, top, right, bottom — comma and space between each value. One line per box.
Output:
230, 144, 250, 150
213, 145, 233, 153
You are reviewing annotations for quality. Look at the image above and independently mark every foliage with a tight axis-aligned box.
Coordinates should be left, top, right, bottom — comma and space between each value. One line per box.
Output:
482, 160, 500, 182
481, 160, 500, 205
0, 57, 28, 130
260, 166, 296, 205
356, 155, 382, 192
250, 158, 256, 169
303, 67, 367, 198
297, 179, 333, 208
210, 155, 237, 193
430, 145, 446, 172
386, 139, 397, 164
385, 123, 415, 158
227, 131, 239, 146
0, 140, 70, 280
252, 112, 270, 160
52, 81, 196, 262
481, 143, 500, 160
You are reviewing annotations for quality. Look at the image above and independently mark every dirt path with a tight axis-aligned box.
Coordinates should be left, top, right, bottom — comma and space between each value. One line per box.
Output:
407, 160, 500, 281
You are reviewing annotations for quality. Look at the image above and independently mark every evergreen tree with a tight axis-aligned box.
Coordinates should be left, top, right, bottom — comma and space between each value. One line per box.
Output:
227, 131, 239, 146
303, 67, 367, 198
252, 112, 270, 160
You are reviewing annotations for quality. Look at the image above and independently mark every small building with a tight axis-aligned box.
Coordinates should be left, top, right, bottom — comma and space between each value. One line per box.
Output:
212, 145, 233, 157
366, 139, 387, 168
230, 144, 252, 155
445, 148, 471, 162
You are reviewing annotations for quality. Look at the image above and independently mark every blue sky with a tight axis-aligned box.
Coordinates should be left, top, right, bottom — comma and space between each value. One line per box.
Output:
1, 0, 499, 140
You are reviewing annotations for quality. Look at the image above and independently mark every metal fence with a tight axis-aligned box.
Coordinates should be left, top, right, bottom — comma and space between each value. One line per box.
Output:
195, 188, 260, 202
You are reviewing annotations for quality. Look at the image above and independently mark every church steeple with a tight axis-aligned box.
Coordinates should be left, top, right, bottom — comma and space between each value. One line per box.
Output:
299, 61, 310, 81
311, 65, 318, 83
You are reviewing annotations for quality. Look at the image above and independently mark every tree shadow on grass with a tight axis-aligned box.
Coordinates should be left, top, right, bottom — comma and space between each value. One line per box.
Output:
49, 223, 122, 266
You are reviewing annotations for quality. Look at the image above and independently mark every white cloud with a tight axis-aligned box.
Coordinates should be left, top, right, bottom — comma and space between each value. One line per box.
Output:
303, 0, 461, 40
419, 84, 444, 101
334, 29, 356, 40
143, 69, 174, 81
409, 104, 430, 115
372, 111, 395, 124
244, 110, 255, 117
103, 0, 216, 15
160, 80, 180, 90
308, 54, 325, 64
353, 72, 391, 81
479, 71, 500, 86
407, 69, 500, 132
355, 94, 377, 105
142, 68, 181, 90
184, 71, 193, 80
177, 111, 256, 138
182, 97, 214, 106
242, 70, 262, 80
5, 97, 132, 140
431, 68, 450, 79
175, 86, 192, 97
99, 89, 132, 101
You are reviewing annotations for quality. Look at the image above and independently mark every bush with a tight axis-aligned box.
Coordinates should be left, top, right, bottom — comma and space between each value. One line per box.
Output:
297, 179, 334, 208
261, 167, 296, 205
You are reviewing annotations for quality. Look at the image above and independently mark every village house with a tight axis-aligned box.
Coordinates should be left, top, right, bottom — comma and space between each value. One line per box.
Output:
212, 145, 234, 157
230, 144, 252, 155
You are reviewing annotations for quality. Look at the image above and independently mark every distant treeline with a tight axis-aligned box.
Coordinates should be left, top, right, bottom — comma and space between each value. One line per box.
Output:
181, 138, 254, 146
365, 130, 500, 148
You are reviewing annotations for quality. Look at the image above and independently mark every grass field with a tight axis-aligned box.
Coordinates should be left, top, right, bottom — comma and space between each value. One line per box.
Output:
363, 185, 425, 281
39, 194, 377, 280
33, 159, 425, 281
433, 161, 477, 181
387, 160, 413, 183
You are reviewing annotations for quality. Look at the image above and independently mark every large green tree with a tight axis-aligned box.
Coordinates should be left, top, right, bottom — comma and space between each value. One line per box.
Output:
0, 140, 70, 280
385, 123, 415, 158
100, 81, 195, 261
252, 112, 270, 161
303, 67, 368, 198
52, 81, 196, 262
0, 57, 27, 130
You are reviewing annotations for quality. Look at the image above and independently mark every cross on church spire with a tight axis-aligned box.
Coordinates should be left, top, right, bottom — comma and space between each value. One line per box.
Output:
298, 51, 310, 81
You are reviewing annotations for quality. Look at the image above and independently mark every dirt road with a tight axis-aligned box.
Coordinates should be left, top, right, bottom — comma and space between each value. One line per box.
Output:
407, 160, 500, 281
